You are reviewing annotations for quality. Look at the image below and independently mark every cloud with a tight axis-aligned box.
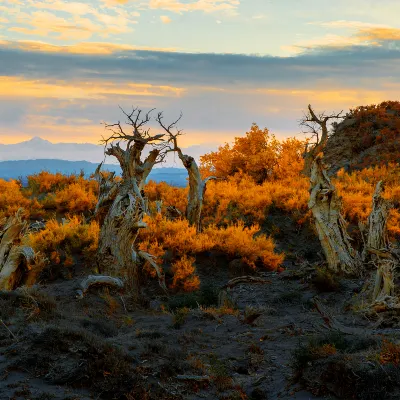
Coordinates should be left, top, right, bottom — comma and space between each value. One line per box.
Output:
0, 30, 400, 147
1, 39, 399, 91
0, 76, 185, 100
0, 40, 179, 54
309, 20, 392, 29
160, 15, 172, 23
286, 22, 400, 54
1, 0, 139, 41
148, 0, 240, 15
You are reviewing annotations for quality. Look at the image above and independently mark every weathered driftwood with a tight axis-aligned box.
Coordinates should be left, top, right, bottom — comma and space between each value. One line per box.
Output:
308, 154, 362, 275
75, 275, 124, 299
0, 210, 35, 290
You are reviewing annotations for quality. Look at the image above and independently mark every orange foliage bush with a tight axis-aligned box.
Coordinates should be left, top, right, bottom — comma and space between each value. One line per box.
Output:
144, 180, 187, 214
55, 180, 98, 213
203, 222, 284, 270
139, 214, 283, 272
24, 172, 99, 215
170, 255, 200, 291
202, 174, 309, 226
0, 179, 43, 219
24, 216, 99, 268
334, 163, 400, 237
200, 123, 305, 184
27, 171, 79, 194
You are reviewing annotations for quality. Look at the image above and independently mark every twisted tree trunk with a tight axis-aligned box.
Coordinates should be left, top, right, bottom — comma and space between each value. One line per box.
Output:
95, 107, 167, 299
178, 152, 215, 232
308, 154, 362, 274
364, 181, 395, 301
156, 113, 215, 232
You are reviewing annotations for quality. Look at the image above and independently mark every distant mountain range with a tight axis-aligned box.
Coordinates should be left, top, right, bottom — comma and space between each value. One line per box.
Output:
0, 159, 188, 187
0, 136, 219, 187
0, 137, 217, 165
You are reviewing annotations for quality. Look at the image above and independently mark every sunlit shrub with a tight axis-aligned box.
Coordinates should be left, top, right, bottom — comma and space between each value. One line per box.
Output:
170, 255, 200, 292
203, 222, 284, 270
0, 179, 43, 219
55, 181, 97, 213
139, 215, 283, 272
23, 216, 99, 269
27, 171, 78, 194
334, 163, 400, 237
145, 180, 187, 214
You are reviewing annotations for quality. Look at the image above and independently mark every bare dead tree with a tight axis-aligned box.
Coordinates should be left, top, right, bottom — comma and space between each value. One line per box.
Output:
156, 112, 217, 232
94, 106, 169, 299
300, 104, 345, 175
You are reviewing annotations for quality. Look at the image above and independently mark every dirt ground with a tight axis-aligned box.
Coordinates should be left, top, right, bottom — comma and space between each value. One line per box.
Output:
1, 245, 398, 400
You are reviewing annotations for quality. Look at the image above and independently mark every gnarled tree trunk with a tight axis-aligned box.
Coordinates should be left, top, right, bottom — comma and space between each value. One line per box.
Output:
95, 107, 167, 299
364, 181, 395, 301
175, 152, 215, 232
308, 154, 362, 274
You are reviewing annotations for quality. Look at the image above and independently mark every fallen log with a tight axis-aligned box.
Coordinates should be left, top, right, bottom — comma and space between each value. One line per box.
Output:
75, 275, 124, 299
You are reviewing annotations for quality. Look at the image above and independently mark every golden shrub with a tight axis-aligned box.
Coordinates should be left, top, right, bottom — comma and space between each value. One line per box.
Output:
170, 255, 200, 292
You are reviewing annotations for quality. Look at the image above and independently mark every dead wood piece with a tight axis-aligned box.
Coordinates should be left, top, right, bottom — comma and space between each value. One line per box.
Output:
76, 275, 124, 299
0, 246, 35, 290
138, 250, 168, 295
221, 276, 272, 289
165, 206, 182, 221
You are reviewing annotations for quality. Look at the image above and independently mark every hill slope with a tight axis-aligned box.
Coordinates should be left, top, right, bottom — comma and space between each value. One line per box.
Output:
324, 101, 400, 174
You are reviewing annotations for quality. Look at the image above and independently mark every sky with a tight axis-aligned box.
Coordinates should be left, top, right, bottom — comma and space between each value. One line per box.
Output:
1, 0, 400, 149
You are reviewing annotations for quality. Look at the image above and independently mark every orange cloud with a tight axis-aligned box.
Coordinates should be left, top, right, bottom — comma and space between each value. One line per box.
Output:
160, 15, 172, 23
283, 22, 400, 55
3, 0, 139, 41
0, 40, 179, 54
0, 77, 186, 99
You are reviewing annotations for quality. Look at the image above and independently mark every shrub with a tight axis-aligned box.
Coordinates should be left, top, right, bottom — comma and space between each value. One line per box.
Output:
23, 216, 99, 276
170, 255, 200, 292
54, 181, 98, 214
0, 179, 41, 219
